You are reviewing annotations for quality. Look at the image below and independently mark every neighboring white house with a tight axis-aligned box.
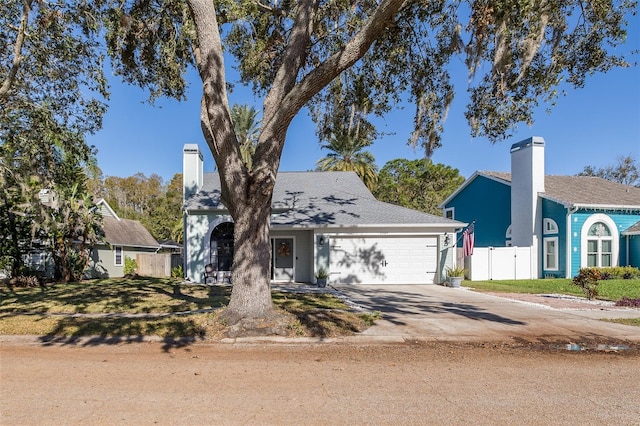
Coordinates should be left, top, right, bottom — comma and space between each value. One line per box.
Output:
182, 144, 465, 285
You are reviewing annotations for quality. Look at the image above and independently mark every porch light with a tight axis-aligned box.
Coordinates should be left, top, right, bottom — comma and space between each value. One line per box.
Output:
318, 236, 325, 246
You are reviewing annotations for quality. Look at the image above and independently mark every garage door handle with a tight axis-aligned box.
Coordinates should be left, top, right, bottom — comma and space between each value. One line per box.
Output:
381, 260, 388, 267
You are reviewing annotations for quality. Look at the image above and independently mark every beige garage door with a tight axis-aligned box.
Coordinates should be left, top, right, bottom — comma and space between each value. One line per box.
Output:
329, 236, 438, 284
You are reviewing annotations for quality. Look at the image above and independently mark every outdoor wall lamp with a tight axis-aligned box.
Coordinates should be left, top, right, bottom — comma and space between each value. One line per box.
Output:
444, 234, 451, 247
318, 236, 325, 246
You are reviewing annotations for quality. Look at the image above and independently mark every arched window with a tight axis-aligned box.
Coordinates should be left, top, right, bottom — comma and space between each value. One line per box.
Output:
210, 222, 234, 271
580, 214, 618, 268
586, 222, 612, 267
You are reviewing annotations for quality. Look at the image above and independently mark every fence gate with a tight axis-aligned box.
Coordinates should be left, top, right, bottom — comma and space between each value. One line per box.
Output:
462, 247, 533, 281
136, 253, 182, 277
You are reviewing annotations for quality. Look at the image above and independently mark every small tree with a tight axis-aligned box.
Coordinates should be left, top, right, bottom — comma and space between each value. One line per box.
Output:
572, 268, 601, 300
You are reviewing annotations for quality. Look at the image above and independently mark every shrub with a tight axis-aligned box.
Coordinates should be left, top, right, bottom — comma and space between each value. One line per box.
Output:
8, 275, 41, 289
596, 266, 640, 280
572, 268, 601, 300
171, 265, 183, 279
615, 297, 640, 308
124, 257, 137, 276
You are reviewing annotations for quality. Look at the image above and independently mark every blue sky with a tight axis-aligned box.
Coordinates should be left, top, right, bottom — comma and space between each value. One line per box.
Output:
87, 15, 640, 185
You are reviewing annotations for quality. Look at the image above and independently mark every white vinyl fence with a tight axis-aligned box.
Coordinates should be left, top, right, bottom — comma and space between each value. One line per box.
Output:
460, 246, 534, 281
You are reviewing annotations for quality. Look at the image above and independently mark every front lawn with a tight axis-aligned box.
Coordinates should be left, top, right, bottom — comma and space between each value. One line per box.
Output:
0, 277, 376, 339
465, 278, 640, 301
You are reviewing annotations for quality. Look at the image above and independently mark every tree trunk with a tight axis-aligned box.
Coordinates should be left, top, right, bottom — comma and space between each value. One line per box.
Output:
223, 189, 275, 324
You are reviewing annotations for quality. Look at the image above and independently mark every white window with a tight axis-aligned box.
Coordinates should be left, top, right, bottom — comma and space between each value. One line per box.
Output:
586, 222, 613, 267
505, 225, 512, 246
543, 218, 558, 234
114, 246, 123, 266
444, 208, 454, 220
543, 237, 558, 271
580, 214, 618, 268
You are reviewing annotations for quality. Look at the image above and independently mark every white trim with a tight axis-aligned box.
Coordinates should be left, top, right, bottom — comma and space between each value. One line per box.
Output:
580, 214, 619, 268
543, 218, 558, 234
444, 207, 455, 220
271, 236, 296, 282
543, 236, 559, 271
114, 246, 123, 266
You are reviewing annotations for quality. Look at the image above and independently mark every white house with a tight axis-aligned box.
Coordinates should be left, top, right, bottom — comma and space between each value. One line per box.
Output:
182, 144, 465, 285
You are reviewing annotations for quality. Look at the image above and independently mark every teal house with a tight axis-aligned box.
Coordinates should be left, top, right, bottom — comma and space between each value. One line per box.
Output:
440, 137, 640, 279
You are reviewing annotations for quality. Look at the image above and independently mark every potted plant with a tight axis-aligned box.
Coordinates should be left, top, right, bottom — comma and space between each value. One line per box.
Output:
316, 267, 329, 288
446, 266, 466, 288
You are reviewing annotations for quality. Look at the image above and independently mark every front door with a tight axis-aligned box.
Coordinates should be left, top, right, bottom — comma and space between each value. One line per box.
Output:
272, 238, 294, 282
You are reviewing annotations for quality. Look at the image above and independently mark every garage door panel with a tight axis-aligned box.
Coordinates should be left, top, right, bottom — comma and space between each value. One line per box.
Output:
329, 236, 438, 284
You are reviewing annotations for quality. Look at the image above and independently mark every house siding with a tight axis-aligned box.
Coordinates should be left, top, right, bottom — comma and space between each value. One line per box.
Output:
86, 245, 157, 278
569, 209, 640, 277
444, 176, 511, 247
541, 199, 567, 278
271, 229, 313, 283
627, 235, 640, 267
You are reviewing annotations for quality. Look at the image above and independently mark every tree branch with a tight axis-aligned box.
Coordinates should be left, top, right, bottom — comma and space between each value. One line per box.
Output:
263, 0, 317, 126
0, 0, 31, 102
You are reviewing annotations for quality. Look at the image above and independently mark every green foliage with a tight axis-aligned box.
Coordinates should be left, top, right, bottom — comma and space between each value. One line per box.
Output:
231, 104, 261, 170
374, 159, 465, 215
572, 268, 602, 300
171, 265, 184, 279
596, 266, 640, 280
315, 267, 329, 279
446, 266, 466, 278
124, 257, 137, 276
316, 132, 378, 190
102, 173, 183, 244
1, 1, 108, 281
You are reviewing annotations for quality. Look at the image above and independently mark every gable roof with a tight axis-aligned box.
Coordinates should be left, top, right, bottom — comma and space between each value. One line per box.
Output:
622, 221, 640, 236
186, 171, 464, 229
441, 171, 640, 209
102, 216, 160, 248
95, 199, 159, 248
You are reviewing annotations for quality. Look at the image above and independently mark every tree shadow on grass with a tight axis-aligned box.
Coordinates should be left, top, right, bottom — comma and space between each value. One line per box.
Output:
37, 315, 208, 351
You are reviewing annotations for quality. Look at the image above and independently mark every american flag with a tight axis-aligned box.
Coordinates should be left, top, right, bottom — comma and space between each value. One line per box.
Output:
463, 222, 475, 257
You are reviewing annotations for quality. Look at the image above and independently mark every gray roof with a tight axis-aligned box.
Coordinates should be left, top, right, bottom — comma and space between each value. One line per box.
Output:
623, 221, 640, 235
103, 216, 160, 248
480, 172, 640, 208
185, 171, 463, 228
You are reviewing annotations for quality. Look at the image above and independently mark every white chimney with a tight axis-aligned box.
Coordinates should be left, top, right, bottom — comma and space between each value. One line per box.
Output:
183, 144, 203, 201
510, 136, 545, 275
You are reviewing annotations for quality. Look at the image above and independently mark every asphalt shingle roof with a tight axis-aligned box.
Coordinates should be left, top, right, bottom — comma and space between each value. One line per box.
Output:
102, 216, 160, 248
480, 172, 640, 207
185, 171, 463, 228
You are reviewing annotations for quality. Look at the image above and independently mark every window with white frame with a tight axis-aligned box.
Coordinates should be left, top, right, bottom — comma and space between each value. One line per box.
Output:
114, 246, 123, 266
586, 222, 613, 267
543, 218, 558, 234
543, 237, 558, 271
580, 214, 618, 269
505, 224, 512, 246
444, 208, 454, 220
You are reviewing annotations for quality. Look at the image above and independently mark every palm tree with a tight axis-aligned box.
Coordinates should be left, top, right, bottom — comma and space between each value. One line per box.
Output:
316, 132, 378, 190
230, 104, 261, 170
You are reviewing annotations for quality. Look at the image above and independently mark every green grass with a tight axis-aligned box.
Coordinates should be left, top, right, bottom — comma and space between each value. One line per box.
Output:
605, 318, 640, 327
0, 277, 229, 314
465, 278, 640, 301
0, 277, 374, 338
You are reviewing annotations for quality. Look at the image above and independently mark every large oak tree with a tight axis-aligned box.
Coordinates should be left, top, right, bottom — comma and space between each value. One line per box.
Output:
103, 0, 634, 325
7, 0, 633, 321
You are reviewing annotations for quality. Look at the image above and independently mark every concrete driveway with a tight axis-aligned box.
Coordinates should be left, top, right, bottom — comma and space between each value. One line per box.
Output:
331, 284, 640, 345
